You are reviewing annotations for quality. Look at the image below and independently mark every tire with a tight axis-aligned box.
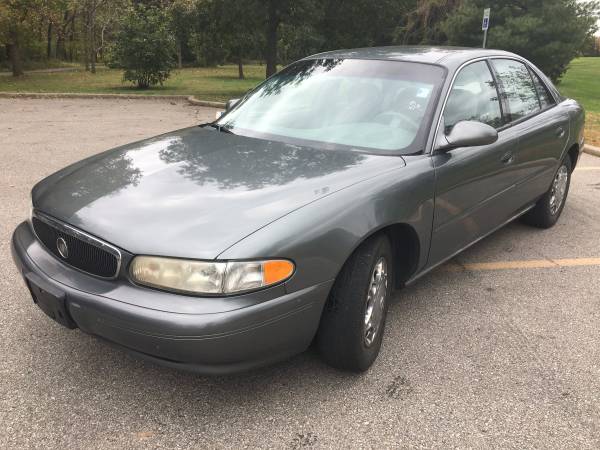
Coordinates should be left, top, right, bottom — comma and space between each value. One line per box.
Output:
521, 156, 572, 229
316, 234, 393, 372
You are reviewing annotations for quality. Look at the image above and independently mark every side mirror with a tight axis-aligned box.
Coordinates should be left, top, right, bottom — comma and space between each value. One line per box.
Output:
225, 98, 240, 112
436, 120, 498, 152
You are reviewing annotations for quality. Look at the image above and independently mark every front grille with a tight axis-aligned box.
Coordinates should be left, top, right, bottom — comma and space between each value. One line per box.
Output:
32, 215, 120, 278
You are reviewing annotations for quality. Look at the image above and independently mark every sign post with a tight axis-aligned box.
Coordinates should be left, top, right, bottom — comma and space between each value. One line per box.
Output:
482, 8, 491, 48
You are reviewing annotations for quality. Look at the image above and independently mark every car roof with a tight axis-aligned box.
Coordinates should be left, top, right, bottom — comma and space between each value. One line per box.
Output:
304, 46, 520, 69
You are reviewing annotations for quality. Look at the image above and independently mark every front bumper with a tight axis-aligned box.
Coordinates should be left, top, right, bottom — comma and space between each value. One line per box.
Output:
11, 221, 332, 374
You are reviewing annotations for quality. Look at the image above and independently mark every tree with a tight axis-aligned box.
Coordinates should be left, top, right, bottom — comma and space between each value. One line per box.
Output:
442, 0, 599, 82
109, 5, 176, 88
188, 0, 226, 67
264, 0, 279, 77
169, 0, 194, 69
0, 0, 44, 76
397, 0, 459, 45
213, 0, 261, 79
54, 6, 78, 61
319, 0, 414, 50
262, 0, 327, 77
81, 0, 125, 73
582, 33, 600, 56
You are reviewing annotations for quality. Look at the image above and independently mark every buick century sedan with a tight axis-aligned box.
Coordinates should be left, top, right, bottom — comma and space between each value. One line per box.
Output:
11, 47, 585, 374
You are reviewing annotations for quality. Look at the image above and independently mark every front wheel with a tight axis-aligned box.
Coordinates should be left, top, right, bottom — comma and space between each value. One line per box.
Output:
521, 156, 572, 229
316, 234, 393, 371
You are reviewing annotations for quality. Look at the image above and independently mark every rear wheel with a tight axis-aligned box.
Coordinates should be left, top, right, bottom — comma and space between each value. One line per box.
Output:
521, 156, 572, 229
316, 234, 393, 371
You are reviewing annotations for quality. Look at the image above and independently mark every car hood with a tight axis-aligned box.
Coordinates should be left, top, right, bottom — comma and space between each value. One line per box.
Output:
33, 127, 405, 259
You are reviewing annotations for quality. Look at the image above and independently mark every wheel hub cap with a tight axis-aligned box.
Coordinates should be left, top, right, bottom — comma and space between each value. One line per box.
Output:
363, 257, 388, 347
549, 165, 568, 215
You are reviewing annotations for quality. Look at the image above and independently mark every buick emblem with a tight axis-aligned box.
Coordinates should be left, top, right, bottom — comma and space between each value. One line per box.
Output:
56, 237, 69, 259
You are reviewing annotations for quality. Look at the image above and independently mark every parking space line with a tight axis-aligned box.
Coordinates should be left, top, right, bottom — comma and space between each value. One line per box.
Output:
550, 257, 600, 267
443, 257, 600, 272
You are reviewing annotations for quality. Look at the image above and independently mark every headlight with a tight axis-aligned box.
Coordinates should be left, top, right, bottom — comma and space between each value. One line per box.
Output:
130, 256, 294, 295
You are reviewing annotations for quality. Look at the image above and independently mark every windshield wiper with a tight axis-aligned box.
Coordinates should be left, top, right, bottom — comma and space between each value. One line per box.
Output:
202, 123, 234, 134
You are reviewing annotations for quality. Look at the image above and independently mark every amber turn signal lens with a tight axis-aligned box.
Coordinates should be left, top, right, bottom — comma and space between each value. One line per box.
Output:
263, 260, 295, 285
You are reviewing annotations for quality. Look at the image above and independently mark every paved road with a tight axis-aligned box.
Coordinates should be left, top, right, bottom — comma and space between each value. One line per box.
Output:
1, 98, 599, 449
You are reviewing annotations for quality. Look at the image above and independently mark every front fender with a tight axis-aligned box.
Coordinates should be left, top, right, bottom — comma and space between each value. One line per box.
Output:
218, 155, 435, 294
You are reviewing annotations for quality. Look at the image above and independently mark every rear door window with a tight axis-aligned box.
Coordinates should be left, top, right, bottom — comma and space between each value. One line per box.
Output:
492, 59, 540, 121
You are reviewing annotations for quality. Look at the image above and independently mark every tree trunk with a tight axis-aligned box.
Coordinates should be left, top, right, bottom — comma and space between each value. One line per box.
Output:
83, 12, 90, 71
237, 56, 245, 80
68, 15, 75, 62
90, 6, 96, 74
177, 40, 183, 69
47, 22, 53, 59
56, 35, 65, 60
265, 0, 279, 78
8, 29, 24, 77
56, 10, 69, 60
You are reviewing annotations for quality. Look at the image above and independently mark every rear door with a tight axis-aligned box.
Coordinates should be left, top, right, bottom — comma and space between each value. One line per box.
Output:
490, 58, 570, 203
428, 60, 522, 267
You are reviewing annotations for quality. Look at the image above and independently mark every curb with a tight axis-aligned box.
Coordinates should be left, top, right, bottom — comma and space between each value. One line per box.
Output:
583, 144, 600, 158
187, 96, 225, 108
0, 91, 225, 108
0, 91, 188, 101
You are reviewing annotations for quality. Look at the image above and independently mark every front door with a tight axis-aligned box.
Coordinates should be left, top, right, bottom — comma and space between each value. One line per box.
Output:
428, 60, 522, 267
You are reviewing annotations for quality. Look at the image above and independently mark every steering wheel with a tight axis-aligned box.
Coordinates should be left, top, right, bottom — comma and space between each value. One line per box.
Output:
373, 111, 421, 131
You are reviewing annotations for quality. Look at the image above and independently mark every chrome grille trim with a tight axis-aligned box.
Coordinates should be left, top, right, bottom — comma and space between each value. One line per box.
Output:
31, 210, 122, 279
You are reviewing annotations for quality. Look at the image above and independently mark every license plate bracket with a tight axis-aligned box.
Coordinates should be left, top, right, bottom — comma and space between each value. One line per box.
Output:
24, 272, 76, 329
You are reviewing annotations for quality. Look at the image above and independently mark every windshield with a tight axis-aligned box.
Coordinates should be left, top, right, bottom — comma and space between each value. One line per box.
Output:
216, 58, 445, 153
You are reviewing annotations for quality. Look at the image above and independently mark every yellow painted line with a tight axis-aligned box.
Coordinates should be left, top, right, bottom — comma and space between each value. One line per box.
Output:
465, 260, 556, 270
551, 257, 600, 267
443, 257, 600, 272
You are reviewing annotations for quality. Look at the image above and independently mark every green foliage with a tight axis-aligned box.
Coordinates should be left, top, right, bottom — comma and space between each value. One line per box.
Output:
213, 0, 262, 69
168, 0, 197, 66
319, 0, 414, 50
395, 0, 459, 45
582, 35, 600, 57
0, 0, 47, 75
109, 5, 176, 88
442, 0, 599, 82
186, 0, 227, 67
1, 0, 598, 85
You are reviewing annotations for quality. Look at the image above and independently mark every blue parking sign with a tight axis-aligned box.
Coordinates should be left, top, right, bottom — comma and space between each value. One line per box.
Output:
482, 8, 491, 30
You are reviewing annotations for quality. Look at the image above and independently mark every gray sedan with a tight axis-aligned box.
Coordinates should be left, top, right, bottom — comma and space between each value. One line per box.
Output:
11, 47, 585, 374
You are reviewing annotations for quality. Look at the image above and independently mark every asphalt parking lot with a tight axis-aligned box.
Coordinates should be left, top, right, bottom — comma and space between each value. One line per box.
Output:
1, 98, 599, 449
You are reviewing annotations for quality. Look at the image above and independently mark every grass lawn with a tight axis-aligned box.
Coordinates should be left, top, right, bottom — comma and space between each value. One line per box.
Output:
559, 57, 600, 147
0, 65, 266, 102
1, 58, 599, 145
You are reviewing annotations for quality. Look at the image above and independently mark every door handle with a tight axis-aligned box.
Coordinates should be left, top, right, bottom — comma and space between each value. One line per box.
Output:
500, 152, 514, 164
556, 127, 565, 138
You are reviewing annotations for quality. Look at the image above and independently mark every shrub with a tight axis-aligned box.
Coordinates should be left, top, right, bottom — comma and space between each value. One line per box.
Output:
109, 6, 176, 89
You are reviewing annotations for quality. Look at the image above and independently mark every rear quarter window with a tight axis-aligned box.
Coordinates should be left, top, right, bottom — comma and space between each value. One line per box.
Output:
529, 69, 556, 109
